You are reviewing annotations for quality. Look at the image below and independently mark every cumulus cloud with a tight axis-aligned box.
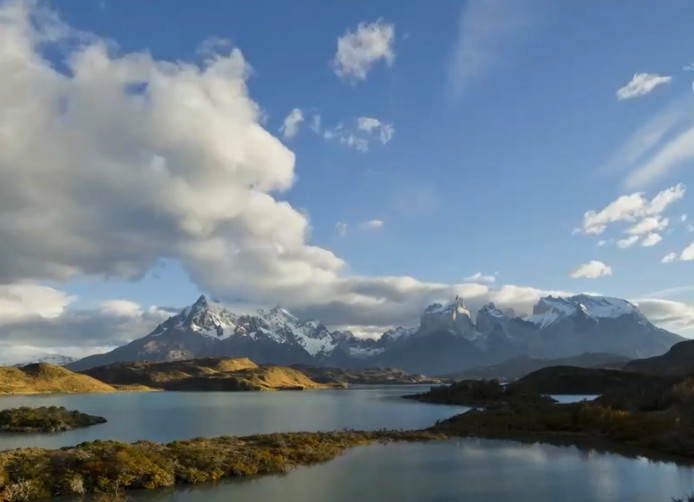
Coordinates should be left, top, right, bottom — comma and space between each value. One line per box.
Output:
662, 242, 694, 263
662, 252, 678, 264
580, 184, 685, 235
617, 235, 640, 248
360, 219, 384, 230
0, 291, 172, 364
570, 260, 613, 279
333, 20, 394, 83
447, 0, 541, 98
323, 117, 394, 152
0, 284, 74, 322
682, 242, 694, 261
640, 233, 662, 247
0, 1, 689, 357
616, 73, 672, 100
279, 108, 304, 139
464, 272, 496, 284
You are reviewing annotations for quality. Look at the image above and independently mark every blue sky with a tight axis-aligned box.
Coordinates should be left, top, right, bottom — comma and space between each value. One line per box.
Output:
1, 0, 694, 359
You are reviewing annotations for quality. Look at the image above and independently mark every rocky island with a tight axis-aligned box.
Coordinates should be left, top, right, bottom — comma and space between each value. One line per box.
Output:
0, 406, 107, 433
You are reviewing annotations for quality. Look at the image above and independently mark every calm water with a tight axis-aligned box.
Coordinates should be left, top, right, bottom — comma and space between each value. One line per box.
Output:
3, 388, 691, 501
125, 439, 694, 502
0, 385, 466, 450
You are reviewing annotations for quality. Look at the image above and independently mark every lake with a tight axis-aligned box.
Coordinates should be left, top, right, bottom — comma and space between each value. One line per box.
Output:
1, 387, 691, 501
0, 385, 465, 450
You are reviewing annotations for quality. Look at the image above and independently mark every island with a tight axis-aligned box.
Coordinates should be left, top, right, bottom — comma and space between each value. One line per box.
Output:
0, 430, 442, 501
0, 406, 107, 433
403, 378, 556, 407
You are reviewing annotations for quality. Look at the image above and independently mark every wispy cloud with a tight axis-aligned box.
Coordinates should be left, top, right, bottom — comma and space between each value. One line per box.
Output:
464, 272, 496, 284
279, 108, 304, 139
616, 73, 672, 100
323, 117, 394, 152
360, 219, 384, 230
601, 95, 694, 189
333, 20, 394, 83
570, 260, 613, 279
447, 0, 541, 99
335, 222, 348, 237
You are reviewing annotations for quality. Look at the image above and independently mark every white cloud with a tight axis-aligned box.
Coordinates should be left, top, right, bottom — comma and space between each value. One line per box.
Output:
280, 108, 304, 139
0, 286, 172, 364
662, 252, 678, 264
640, 233, 662, 247
626, 217, 669, 236
335, 222, 348, 237
323, 117, 394, 152
464, 272, 496, 284
99, 299, 143, 317
570, 260, 613, 279
1, 1, 689, 356
681, 242, 694, 261
634, 298, 694, 334
603, 96, 694, 189
0, 284, 74, 322
333, 20, 394, 83
580, 184, 685, 235
360, 219, 384, 230
682, 214, 688, 222
617, 235, 640, 248
447, 0, 541, 98
662, 242, 694, 263
356, 117, 394, 144
616, 73, 672, 100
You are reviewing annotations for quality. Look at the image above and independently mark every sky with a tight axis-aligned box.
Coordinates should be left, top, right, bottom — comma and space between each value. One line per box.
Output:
1, 0, 694, 362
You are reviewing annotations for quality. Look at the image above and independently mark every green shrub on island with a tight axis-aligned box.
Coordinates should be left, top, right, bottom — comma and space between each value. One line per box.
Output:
0, 430, 442, 501
0, 406, 107, 433
405, 379, 556, 407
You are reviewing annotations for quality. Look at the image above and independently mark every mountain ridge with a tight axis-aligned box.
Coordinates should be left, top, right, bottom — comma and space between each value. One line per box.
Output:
67, 294, 683, 375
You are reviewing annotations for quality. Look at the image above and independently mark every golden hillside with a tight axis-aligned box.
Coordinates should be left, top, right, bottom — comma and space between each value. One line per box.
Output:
82, 357, 334, 391
0, 364, 117, 395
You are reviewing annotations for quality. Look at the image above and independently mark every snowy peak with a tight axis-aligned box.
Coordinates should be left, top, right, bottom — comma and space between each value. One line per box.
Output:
420, 296, 475, 337
528, 294, 644, 328
151, 296, 336, 357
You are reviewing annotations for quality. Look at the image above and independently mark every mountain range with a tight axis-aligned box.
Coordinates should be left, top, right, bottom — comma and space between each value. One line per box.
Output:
67, 294, 684, 375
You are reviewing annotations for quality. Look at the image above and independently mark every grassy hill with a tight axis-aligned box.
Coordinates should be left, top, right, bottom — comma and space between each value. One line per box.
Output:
81, 357, 335, 391
0, 364, 117, 395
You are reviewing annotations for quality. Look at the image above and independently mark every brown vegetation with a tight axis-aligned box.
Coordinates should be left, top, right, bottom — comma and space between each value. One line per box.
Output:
0, 430, 442, 501
0, 364, 116, 395
0, 406, 106, 433
81, 357, 339, 391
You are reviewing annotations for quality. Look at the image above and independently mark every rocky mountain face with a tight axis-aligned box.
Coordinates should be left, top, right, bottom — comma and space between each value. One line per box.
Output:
13, 355, 76, 368
68, 294, 684, 375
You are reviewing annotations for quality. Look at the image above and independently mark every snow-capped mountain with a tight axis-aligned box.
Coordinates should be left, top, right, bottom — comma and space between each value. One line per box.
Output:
13, 354, 76, 367
67, 293, 683, 375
